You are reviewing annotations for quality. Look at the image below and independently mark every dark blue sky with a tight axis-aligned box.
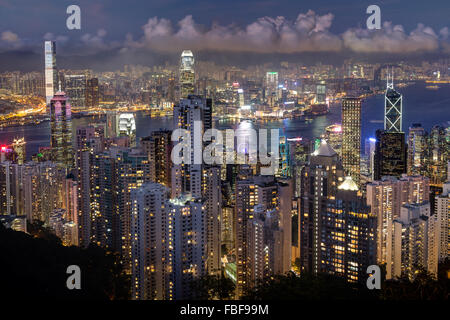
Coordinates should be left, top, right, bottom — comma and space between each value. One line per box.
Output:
0, 0, 448, 43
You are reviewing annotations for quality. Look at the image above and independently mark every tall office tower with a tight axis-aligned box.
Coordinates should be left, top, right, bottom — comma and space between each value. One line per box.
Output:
366, 175, 430, 277
172, 95, 212, 198
131, 183, 170, 300
432, 182, 450, 263
265, 72, 278, 96
320, 177, 377, 283
364, 137, 376, 180
429, 125, 448, 186
106, 111, 120, 138
64, 74, 87, 108
179, 50, 195, 98
11, 138, 26, 165
277, 136, 291, 178
316, 80, 326, 104
85, 78, 99, 108
118, 113, 137, 147
50, 90, 73, 168
168, 76, 176, 103
44, 41, 57, 106
384, 73, 403, 132
407, 123, 428, 175
392, 202, 437, 280
341, 97, 361, 185
141, 130, 172, 188
322, 124, 342, 156
235, 173, 292, 296
373, 129, 407, 180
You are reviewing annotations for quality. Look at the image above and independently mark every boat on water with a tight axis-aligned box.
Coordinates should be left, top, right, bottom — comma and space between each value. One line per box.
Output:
425, 85, 440, 90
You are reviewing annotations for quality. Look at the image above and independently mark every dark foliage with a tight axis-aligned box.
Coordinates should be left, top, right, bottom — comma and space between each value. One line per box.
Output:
0, 223, 130, 300
191, 272, 236, 300
243, 272, 378, 300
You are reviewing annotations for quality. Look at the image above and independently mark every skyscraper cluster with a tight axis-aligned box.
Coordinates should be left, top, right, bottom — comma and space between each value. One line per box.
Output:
0, 44, 449, 301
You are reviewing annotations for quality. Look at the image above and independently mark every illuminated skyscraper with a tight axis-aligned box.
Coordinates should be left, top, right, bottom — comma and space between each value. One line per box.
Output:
50, 90, 73, 168
384, 73, 402, 132
373, 129, 407, 180
141, 130, 172, 188
44, 41, 57, 106
131, 184, 206, 300
428, 125, 448, 186
392, 202, 436, 280
366, 175, 430, 278
118, 113, 137, 147
11, 138, 26, 165
86, 78, 99, 108
432, 182, 450, 263
64, 74, 87, 108
179, 50, 195, 98
341, 97, 361, 185
407, 123, 428, 176
235, 173, 292, 296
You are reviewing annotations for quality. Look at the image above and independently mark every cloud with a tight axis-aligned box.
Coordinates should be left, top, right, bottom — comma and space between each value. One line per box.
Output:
129, 11, 343, 53
0, 10, 448, 56
342, 22, 441, 53
122, 11, 447, 55
1, 30, 19, 43
43, 32, 69, 44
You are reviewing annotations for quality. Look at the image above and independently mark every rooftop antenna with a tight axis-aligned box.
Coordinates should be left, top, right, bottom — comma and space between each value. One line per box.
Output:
386, 67, 394, 90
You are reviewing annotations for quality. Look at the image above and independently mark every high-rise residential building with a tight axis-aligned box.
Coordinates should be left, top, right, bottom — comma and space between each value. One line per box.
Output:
172, 95, 212, 198
64, 74, 87, 108
85, 78, 99, 108
44, 41, 57, 106
341, 97, 361, 185
366, 175, 430, 278
300, 141, 376, 283
407, 123, 428, 176
428, 125, 449, 186
131, 183, 206, 300
323, 177, 377, 283
76, 126, 104, 248
131, 182, 170, 300
179, 50, 195, 99
373, 129, 407, 180
392, 202, 437, 280
431, 182, 449, 263
11, 138, 26, 165
384, 73, 402, 132
141, 130, 172, 188
235, 172, 292, 296
50, 90, 73, 168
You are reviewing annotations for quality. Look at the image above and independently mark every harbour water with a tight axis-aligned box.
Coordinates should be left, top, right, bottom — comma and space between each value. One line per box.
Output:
0, 82, 448, 159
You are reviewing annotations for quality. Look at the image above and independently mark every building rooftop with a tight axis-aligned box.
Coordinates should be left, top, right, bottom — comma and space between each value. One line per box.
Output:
338, 176, 359, 191
312, 140, 337, 157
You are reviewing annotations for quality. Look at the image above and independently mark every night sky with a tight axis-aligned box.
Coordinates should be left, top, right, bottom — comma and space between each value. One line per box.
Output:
0, 0, 448, 70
